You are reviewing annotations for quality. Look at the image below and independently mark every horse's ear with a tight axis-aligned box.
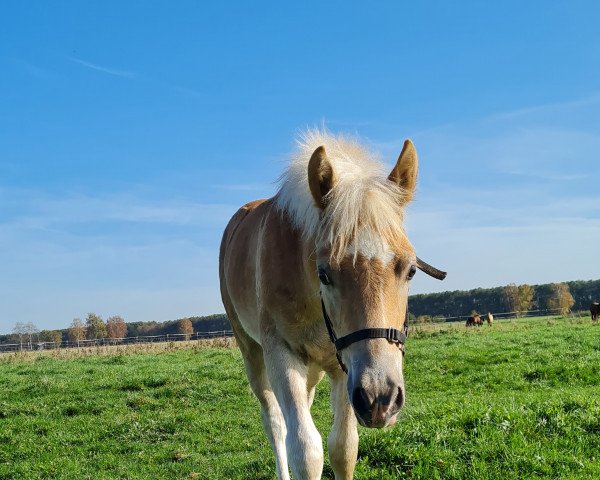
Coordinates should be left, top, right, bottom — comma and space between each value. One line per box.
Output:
308, 146, 335, 209
388, 139, 418, 204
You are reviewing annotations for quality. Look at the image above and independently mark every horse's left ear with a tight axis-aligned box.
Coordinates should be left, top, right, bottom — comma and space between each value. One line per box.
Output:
388, 139, 418, 204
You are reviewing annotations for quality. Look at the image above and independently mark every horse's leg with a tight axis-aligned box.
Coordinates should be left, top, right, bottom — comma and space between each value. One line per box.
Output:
306, 364, 325, 409
237, 332, 290, 480
327, 372, 358, 480
263, 337, 324, 480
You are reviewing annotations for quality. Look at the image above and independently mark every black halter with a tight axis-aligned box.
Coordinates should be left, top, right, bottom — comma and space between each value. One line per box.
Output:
320, 256, 446, 374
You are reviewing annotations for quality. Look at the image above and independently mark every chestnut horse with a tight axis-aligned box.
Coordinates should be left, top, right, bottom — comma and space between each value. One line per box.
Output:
219, 131, 445, 479
466, 315, 483, 327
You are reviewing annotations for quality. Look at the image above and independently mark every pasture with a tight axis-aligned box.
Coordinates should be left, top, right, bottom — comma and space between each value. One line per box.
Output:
1, 316, 600, 479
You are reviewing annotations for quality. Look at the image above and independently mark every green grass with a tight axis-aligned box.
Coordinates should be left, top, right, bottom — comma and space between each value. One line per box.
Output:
1, 317, 600, 479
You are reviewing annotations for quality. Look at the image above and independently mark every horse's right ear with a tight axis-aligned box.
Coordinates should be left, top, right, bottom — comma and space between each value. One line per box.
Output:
308, 146, 335, 209
388, 139, 418, 205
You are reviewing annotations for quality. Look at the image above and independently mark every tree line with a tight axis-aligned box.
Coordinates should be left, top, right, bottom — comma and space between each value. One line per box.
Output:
3, 278, 597, 344
409, 278, 600, 320
4, 314, 202, 346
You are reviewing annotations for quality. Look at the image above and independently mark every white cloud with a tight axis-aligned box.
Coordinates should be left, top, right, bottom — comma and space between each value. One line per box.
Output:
0, 187, 239, 231
485, 92, 600, 122
68, 56, 137, 78
0, 186, 238, 332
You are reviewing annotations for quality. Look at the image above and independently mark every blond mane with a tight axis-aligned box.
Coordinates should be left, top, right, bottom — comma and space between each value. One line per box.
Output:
275, 130, 409, 263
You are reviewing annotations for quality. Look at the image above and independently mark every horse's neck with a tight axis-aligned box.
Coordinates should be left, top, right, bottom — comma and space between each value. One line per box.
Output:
266, 205, 320, 296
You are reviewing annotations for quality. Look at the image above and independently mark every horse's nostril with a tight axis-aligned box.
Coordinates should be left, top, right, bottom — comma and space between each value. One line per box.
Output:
351, 387, 371, 417
394, 387, 405, 409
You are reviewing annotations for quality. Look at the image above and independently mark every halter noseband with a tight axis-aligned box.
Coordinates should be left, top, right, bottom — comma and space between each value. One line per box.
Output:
320, 256, 446, 374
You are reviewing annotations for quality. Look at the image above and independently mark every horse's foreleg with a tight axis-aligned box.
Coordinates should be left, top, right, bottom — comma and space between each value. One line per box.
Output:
250, 370, 290, 479
263, 340, 324, 480
306, 364, 325, 409
328, 373, 358, 480
239, 339, 290, 479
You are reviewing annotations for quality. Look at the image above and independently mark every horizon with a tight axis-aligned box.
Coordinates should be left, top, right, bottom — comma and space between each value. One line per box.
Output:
1, 2, 599, 332
1, 275, 598, 336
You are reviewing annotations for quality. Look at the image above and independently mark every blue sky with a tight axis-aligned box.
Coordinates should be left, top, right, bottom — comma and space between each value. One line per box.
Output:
1, 1, 599, 333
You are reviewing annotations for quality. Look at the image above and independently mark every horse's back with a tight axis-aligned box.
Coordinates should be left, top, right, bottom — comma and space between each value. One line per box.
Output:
220, 199, 268, 261
219, 198, 270, 343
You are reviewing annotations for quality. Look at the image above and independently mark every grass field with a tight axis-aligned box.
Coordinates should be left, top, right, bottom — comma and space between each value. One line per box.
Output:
1, 316, 600, 479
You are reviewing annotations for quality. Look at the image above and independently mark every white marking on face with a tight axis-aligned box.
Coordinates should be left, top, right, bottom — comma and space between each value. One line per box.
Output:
346, 229, 395, 264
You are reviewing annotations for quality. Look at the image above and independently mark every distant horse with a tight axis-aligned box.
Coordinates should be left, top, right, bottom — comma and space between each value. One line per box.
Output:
219, 131, 445, 479
591, 302, 600, 323
486, 312, 494, 326
466, 315, 483, 327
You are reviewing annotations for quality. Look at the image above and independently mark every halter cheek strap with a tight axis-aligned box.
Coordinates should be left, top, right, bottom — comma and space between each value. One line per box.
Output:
321, 295, 409, 374
320, 256, 446, 374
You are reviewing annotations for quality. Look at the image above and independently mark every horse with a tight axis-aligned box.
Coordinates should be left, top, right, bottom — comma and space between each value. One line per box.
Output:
591, 302, 600, 323
486, 312, 494, 326
466, 314, 483, 327
219, 130, 445, 479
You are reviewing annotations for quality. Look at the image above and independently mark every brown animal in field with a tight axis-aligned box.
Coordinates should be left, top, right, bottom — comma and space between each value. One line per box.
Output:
486, 312, 494, 326
466, 315, 483, 327
591, 302, 600, 322
219, 131, 446, 479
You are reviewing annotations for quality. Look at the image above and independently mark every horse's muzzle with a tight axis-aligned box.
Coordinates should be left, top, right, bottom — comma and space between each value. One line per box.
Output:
351, 384, 405, 428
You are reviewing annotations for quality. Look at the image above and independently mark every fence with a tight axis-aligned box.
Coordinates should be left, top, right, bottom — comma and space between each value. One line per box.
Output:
0, 330, 235, 353
436, 308, 565, 323
1, 308, 591, 353
420, 308, 592, 324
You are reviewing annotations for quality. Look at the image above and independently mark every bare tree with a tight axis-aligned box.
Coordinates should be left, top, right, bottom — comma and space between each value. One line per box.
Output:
12, 322, 26, 350
86, 313, 107, 340
546, 283, 575, 316
68, 318, 86, 346
106, 315, 127, 341
177, 318, 194, 340
23, 322, 39, 349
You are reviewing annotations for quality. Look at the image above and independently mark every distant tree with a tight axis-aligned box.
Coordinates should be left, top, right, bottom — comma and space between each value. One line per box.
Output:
503, 284, 534, 317
12, 322, 27, 349
503, 284, 519, 313
106, 315, 127, 339
85, 313, 107, 340
68, 318, 86, 346
40, 330, 63, 347
415, 315, 432, 324
546, 283, 575, 316
22, 322, 39, 348
517, 285, 535, 316
177, 318, 194, 340
128, 321, 160, 337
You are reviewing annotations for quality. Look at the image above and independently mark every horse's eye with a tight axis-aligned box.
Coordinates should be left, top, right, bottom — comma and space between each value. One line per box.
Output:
318, 268, 332, 286
407, 265, 417, 280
